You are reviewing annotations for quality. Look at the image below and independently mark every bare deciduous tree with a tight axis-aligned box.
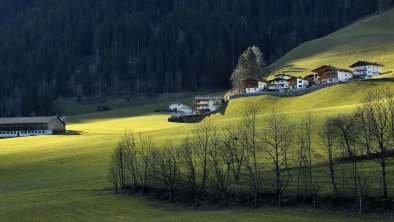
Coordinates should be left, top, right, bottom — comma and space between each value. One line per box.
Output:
331, 114, 360, 196
359, 89, 393, 198
192, 120, 216, 195
109, 132, 134, 192
122, 132, 139, 191
357, 171, 371, 213
262, 110, 294, 207
208, 138, 231, 205
241, 105, 262, 207
222, 127, 246, 199
298, 113, 321, 209
179, 138, 202, 207
319, 118, 338, 197
355, 108, 373, 158
152, 142, 180, 202
137, 134, 154, 194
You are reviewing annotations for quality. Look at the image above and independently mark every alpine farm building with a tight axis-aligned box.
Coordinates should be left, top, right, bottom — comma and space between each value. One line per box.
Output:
0, 116, 66, 138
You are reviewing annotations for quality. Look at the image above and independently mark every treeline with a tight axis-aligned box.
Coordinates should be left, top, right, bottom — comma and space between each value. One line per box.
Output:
1, 0, 393, 116
109, 89, 394, 212
0, 0, 44, 23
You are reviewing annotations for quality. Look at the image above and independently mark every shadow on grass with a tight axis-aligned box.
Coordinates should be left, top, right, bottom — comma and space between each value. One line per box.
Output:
267, 64, 310, 76
216, 102, 229, 116
59, 130, 84, 136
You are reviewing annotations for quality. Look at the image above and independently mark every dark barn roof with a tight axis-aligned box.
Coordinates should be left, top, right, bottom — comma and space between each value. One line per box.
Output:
349, 61, 383, 68
170, 100, 183, 105
242, 76, 268, 82
312, 65, 352, 73
0, 116, 66, 125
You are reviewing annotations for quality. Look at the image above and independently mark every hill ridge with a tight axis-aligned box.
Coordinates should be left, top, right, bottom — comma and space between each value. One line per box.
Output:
265, 8, 394, 78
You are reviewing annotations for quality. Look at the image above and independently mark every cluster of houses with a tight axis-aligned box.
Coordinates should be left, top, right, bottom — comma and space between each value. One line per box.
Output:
169, 95, 228, 117
243, 61, 384, 93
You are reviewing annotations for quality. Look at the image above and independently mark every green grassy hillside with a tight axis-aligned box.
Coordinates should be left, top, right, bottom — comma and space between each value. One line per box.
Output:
265, 9, 394, 77
1, 80, 394, 221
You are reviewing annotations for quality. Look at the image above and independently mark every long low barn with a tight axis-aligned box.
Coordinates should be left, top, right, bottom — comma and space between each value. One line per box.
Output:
0, 116, 66, 138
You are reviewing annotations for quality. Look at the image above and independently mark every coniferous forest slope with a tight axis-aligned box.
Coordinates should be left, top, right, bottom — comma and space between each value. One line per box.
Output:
265, 8, 394, 77
0, 0, 393, 116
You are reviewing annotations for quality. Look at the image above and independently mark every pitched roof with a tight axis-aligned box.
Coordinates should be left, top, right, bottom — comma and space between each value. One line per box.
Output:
0, 116, 66, 125
312, 65, 352, 73
273, 74, 294, 79
242, 76, 268, 82
349, 61, 383, 68
243, 76, 259, 81
270, 77, 290, 82
195, 96, 223, 101
170, 100, 183, 105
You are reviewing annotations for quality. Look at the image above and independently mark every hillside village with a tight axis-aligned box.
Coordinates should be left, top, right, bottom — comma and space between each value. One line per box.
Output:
243, 61, 385, 94
167, 60, 388, 121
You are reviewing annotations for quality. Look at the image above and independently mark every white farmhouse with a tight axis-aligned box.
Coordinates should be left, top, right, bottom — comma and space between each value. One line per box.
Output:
194, 96, 224, 113
312, 65, 353, 84
243, 77, 268, 94
268, 74, 293, 91
169, 101, 193, 114
350, 61, 383, 79
290, 77, 309, 89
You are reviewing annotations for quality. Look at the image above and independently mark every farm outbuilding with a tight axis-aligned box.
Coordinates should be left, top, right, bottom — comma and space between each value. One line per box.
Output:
0, 116, 66, 138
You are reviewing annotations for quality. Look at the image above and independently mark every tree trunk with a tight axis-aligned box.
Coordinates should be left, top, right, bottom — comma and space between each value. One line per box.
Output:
169, 190, 173, 202
278, 193, 281, 207
235, 180, 240, 200
313, 195, 316, 211
329, 158, 338, 197
195, 195, 199, 208
254, 190, 258, 208
359, 194, 363, 214
381, 157, 388, 198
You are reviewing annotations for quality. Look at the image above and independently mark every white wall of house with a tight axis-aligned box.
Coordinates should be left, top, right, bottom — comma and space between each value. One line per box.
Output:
169, 103, 182, 111
337, 71, 353, 82
245, 81, 267, 94
268, 80, 290, 91
353, 65, 382, 78
317, 75, 338, 84
169, 103, 192, 114
246, 87, 261, 94
258, 81, 267, 89
0, 130, 52, 138
295, 78, 309, 89
195, 97, 223, 112
181, 108, 193, 114
208, 100, 223, 112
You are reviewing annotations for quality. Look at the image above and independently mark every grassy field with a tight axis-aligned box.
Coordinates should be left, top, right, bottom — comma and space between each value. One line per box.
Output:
1, 80, 394, 221
264, 9, 394, 77
56, 92, 204, 116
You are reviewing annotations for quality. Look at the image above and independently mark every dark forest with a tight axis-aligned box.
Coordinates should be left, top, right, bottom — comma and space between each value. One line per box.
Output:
0, 0, 392, 116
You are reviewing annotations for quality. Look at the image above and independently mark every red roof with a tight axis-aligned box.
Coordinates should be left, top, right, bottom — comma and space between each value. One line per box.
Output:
242, 76, 267, 82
